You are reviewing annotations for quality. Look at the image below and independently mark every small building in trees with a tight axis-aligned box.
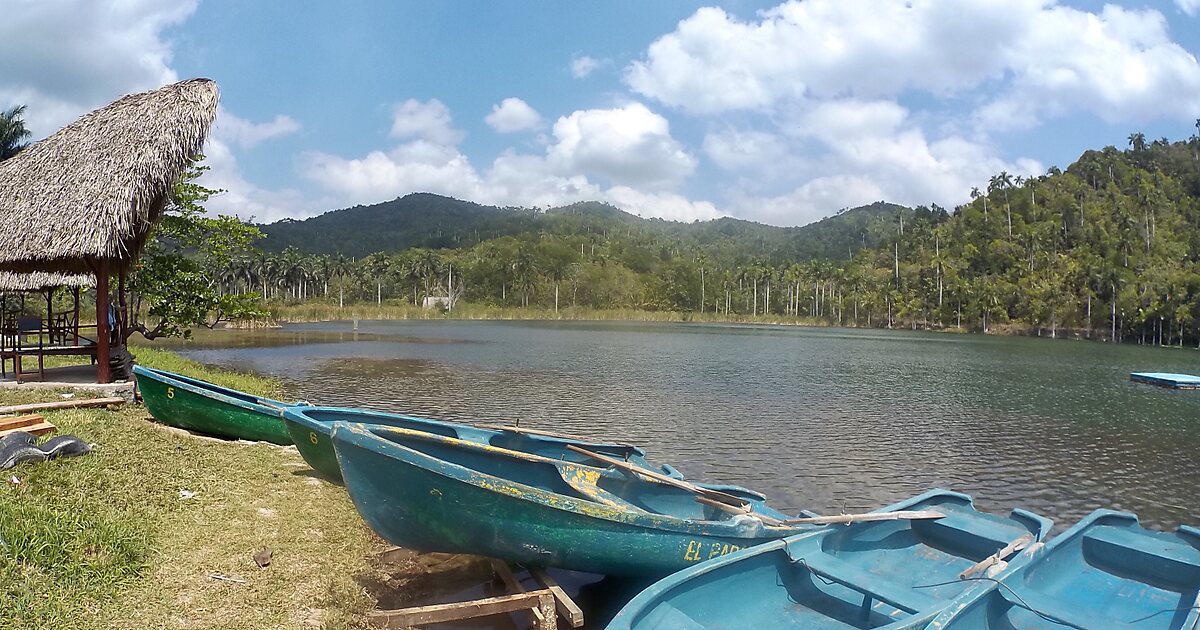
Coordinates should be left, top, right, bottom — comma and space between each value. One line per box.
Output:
0, 79, 219, 382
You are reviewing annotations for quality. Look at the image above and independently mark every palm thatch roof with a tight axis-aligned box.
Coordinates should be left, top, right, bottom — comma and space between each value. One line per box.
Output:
0, 270, 94, 292
0, 79, 219, 273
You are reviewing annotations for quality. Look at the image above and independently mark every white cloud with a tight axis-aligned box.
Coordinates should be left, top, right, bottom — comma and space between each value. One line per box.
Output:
0, 0, 197, 136
1178, 0, 1200, 16
389, 98, 464, 145
570, 55, 604, 78
485, 97, 543, 133
605, 187, 723, 222
198, 137, 308, 223
212, 107, 300, 149
548, 103, 696, 189
300, 140, 484, 205
296, 100, 720, 222
718, 98, 1044, 225
626, 0, 1200, 127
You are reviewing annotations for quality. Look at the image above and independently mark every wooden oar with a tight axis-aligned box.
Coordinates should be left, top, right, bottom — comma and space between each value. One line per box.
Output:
479, 423, 634, 448
959, 533, 1035, 579
565, 445, 749, 508
780, 510, 945, 526
694, 496, 786, 527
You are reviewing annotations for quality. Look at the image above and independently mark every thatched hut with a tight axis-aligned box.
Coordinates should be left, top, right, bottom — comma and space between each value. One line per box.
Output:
0, 79, 219, 382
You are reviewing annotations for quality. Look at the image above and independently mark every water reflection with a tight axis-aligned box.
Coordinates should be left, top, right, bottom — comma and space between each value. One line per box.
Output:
166, 320, 1200, 532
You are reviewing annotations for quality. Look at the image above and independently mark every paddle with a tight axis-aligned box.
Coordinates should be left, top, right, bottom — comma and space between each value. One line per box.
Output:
959, 532, 1035, 579
780, 510, 945, 526
565, 444, 751, 509
694, 496, 786, 527
479, 423, 635, 448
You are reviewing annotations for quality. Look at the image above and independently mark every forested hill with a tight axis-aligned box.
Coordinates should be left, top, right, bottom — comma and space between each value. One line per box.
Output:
256, 192, 908, 262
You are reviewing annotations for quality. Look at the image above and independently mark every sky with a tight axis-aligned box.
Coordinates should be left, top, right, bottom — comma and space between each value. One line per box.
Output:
4, 1, 1200, 227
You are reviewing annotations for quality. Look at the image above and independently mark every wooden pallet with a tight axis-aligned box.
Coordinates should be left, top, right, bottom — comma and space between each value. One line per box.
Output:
367, 559, 583, 629
0, 414, 54, 438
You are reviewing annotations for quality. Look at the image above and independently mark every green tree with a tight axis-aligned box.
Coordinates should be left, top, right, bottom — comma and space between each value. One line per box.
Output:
129, 158, 265, 340
0, 105, 31, 161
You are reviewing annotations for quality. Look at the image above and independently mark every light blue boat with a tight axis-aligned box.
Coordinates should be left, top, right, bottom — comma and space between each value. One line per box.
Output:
930, 509, 1200, 630
281, 405, 681, 484
605, 490, 1052, 629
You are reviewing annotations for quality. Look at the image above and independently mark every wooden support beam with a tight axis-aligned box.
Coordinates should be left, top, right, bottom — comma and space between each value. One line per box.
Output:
368, 590, 557, 629
490, 559, 545, 625
0, 397, 124, 416
94, 257, 111, 383
528, 566, 584, 628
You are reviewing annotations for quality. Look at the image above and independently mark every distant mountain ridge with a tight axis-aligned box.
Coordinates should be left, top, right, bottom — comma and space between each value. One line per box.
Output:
256, 193, 909, 262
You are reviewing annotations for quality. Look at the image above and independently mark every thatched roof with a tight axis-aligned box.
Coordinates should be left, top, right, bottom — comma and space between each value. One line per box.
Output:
0, 270, 94, 292
0, 79, 219, 273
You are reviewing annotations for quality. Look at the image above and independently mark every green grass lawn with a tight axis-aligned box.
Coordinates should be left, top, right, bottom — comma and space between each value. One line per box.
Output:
0, 347, 378, 629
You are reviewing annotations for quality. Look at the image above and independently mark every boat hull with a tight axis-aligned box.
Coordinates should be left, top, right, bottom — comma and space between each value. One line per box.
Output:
606, 490, 1052, 629
333, 423, 805, 576
133, 365, 292, 445
931, 510, 1200, 630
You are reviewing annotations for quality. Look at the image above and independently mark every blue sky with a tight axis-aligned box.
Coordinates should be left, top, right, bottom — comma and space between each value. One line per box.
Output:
4, 1, 1200, 226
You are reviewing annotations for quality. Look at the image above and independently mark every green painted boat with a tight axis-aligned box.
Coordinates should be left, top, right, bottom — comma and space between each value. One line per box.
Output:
133, 365, 295, 445
331, 422, 820, 576
282, 405, 684, 484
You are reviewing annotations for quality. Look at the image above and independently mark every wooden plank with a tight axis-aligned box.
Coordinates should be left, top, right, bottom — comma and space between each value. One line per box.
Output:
0, 397, 124, 415
693, 496, 784, 527
960, 533, 1034, 579
368, 590, 556, 628
528, 566, 584, 627
780, 510, 945, 526
0, 421, 56, 439
490, 559, 545, 624
0, 414, 44, 431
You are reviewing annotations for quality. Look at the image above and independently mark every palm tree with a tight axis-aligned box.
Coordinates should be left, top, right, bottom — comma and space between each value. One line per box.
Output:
331, 254, 354, 308
1127, 132, 1146, 152
0, 105, 31, 161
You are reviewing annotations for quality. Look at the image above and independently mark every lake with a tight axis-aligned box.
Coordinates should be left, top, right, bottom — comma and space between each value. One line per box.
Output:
164, 319, 1200, 532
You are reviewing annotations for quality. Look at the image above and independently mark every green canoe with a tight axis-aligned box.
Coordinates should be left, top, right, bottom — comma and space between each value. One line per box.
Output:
133, 365, 295, 445
332, 422, 816, 576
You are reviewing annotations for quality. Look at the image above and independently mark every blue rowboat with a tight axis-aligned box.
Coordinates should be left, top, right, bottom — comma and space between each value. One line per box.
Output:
606, 490, 1052, 629
930, 509, 1200, 630
330, 422, 814, 576
282, 405, 684, 484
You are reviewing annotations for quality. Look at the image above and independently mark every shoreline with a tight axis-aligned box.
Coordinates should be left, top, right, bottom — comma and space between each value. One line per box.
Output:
228, 303, 1170, 347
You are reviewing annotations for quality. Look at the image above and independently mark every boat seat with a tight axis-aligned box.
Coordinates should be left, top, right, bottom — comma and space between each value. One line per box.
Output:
557, 466, 647, 513
998, 586, 1120, 629
916, 510, 1019, 555
1083, 526, 1200, 588
798, 552, 938, 614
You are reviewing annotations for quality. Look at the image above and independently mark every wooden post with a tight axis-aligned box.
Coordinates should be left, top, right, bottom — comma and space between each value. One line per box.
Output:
72, 286, 80, 344
95, 258, 110, 383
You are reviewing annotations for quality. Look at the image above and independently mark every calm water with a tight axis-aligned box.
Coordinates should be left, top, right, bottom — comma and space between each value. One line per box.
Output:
165, 319, 1200, 532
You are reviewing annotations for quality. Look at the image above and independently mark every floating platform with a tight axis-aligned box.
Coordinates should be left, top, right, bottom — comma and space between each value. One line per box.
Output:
1129, 372, 1200, 389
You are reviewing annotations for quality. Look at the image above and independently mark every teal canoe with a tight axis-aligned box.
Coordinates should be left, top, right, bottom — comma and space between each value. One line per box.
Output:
930, 509, 1200, 630
605, 489, 1052, 629
133, 365, 295, 445
282, 405, 685, 484
331, 422, 816, 576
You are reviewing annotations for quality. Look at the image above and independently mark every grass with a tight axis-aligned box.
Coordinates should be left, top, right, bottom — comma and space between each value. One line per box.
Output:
0, 351, 379, 629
